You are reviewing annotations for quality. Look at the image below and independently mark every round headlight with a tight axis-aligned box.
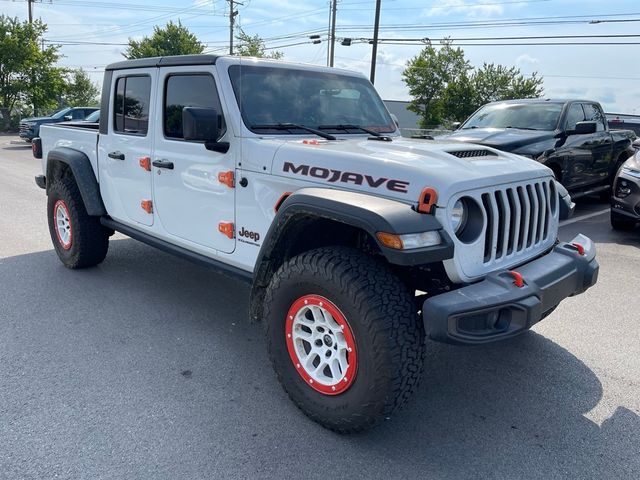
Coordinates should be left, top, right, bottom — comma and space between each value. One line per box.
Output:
451, 199, 468, 233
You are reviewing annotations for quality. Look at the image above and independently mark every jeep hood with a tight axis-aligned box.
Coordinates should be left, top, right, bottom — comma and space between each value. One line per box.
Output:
441, 127, 554, 152
268, 136, 553, 206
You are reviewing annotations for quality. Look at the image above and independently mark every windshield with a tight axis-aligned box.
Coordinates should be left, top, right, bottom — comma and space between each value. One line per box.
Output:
462, 103, 562, 131
51, 107, 72, 119
85, 110, 100, 122
228, 65, 396, 134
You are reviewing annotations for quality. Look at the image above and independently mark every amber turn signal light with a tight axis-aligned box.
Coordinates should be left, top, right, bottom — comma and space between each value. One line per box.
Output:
376, 232, 403, 250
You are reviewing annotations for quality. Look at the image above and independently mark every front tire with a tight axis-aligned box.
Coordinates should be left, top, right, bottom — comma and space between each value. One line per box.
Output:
611, 211, 637, 231
47, 176, 109, 268
264, 247, 425, 433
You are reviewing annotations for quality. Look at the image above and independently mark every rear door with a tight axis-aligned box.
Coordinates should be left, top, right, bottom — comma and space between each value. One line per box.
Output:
582, 103, 614, 184
151, 66, 235, 253
98, 69, 156, 226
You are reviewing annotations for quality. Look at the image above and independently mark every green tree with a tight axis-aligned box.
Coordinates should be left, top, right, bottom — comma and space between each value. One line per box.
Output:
401, 40, 471, 128
124, 20, 204, 59
235, 29, 283, 59
62, 69, 100, 106
471, 63, 543, 107
402, 40, 545, 127
0, 16, 65, 115
440, 71, 475, 127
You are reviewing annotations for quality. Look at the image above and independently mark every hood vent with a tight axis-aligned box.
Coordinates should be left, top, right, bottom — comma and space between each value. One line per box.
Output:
447, 149, 497, 158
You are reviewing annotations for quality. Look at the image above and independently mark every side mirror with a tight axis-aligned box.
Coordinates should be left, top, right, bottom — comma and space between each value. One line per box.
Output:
64, 115, 73, 121
451, 121, 461, 130
183, 107, 220, 142
568, 121, 597, 135
555, 180, 575, 220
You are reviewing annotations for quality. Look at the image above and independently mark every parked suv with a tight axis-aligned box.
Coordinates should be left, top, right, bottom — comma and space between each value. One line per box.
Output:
611, 148, 640, 230
33, 55, 598, 433
20, 107, 98, 142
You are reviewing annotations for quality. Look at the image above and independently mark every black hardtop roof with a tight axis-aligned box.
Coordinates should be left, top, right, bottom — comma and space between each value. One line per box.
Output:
486, 98, 598, 106
105, 54, 220, 71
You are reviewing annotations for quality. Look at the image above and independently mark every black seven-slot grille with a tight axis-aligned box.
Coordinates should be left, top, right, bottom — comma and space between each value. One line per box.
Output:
480, 179, 557, 263
447, 150, 498, 158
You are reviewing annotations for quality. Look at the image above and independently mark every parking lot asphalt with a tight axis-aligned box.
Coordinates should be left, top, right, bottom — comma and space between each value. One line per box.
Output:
1, 135, 638, 480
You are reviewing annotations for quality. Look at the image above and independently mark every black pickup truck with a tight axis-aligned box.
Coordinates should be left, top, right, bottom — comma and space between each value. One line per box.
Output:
444, 99, 636, 197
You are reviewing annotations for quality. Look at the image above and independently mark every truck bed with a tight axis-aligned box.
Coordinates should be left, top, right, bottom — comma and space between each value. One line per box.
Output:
40, 123, 100, 180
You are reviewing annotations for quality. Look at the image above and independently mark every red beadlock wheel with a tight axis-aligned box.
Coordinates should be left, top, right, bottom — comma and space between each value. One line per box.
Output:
285, 294, 357, 395
53, 199, 73, 250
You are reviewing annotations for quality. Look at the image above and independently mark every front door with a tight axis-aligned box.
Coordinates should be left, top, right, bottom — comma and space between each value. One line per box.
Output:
98, 69, 156, 226
152, 67, 235, 253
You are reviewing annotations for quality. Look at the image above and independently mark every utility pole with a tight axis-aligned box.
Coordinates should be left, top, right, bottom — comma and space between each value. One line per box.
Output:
28, 0, 34, 23
326, 2, 332, 66
229, 0, 238, 55
329, 0, 337, 67
369, 0, 381, 84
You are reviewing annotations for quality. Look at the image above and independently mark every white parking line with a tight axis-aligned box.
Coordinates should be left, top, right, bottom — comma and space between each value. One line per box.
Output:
559, 208, 609, 227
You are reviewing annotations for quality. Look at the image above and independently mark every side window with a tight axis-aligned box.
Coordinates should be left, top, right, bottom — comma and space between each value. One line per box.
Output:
564, 104, 585, 131
583, 104, 606, 132
113, 75, 151, 135
163, 74, 226, 140
71, 109, 84, 120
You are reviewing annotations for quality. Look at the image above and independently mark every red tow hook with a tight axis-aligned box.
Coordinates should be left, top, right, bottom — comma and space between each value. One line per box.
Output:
509, 271, 525, 288
571, 242, 586, 256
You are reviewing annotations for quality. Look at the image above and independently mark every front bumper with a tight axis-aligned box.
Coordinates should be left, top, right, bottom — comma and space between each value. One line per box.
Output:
19, 127, 35, 140
423, 234, 598, 345
611, 169, 640, 221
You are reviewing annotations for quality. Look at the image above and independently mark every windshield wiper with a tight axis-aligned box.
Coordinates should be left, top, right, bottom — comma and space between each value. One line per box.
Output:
318, 124, 393, 142
251, 123, 336, 140
318, 124, 387, 137
505, 126, 539, 131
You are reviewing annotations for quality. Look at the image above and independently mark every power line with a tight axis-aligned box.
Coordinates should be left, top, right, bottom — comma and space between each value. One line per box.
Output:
0, 0, 219, 14
334, 55, 640, 81
44, 3, 216, 40
340, 0, 552, 10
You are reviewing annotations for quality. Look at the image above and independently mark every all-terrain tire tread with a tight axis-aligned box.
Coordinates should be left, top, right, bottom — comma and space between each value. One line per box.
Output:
47, 176, 109, 268
263, 247, 425, 433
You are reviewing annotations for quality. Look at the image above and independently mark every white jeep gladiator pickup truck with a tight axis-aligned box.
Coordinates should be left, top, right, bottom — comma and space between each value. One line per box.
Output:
33, 55, 599, 433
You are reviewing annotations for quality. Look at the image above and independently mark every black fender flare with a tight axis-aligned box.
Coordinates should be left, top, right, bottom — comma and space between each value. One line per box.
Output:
259, 187, 453, 267
46, 147, 106, 216
249, 187, 454, 320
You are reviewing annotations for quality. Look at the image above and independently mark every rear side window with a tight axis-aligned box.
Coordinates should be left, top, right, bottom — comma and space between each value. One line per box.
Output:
114, 75, 151, 135
564, 104, 585, 131
163, 74, 226, 140
582, 103, 606, 132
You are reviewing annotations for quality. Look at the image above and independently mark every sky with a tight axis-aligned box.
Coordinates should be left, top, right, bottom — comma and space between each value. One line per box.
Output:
2, 0, 640, 114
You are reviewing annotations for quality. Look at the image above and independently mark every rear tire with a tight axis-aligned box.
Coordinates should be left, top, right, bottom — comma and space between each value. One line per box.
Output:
611, 211, 637, 231
264, 247, 425, 433
599, 187, 612, 202
47, 176, 109, 268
